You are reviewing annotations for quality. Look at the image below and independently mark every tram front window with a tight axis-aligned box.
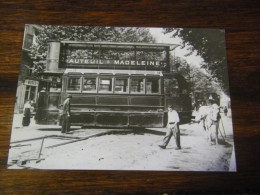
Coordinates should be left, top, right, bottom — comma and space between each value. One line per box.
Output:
131, 78, 144, 93
67, 77, 80, 91
83, 78, 96, 92
115, 78, 128, 93
146, 78, 159, 94
99, 78, 112, 92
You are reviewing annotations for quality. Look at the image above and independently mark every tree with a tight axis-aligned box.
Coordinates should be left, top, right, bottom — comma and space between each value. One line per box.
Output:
29, 26, 155, 76
164, 28, 229, 94
173, 56, 222, 95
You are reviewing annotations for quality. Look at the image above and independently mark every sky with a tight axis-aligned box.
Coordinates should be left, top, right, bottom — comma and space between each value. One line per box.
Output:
149, 27, 203, 67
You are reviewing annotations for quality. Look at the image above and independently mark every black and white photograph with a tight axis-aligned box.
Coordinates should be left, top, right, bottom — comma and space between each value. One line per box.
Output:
7, 25, 236, 171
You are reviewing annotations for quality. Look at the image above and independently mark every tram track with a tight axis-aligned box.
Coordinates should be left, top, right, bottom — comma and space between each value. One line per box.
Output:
8, 129, 133, 167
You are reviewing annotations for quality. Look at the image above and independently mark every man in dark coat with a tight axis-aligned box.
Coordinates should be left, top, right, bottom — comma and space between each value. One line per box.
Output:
61, 95, 72, 133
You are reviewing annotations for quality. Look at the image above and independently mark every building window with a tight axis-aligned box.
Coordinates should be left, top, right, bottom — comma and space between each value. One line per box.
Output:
131, 78, 144, 93
83, 78, 97, 92
146, 78, 159, 94
67, 77, 81, 91
115, 78, 128, 93
99, 78, 113, 93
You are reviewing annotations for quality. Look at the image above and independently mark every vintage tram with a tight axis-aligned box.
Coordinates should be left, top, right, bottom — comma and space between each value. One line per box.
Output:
35, 41, 192, 127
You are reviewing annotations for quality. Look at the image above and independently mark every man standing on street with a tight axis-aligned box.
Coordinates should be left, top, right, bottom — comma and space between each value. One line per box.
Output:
61, 94, 72, 133
159, 105, 181, 149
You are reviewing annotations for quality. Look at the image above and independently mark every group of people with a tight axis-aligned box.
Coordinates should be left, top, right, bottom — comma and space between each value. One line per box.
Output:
194, 99, 222, 145
159, 98, 222, 149
21, 93, 72, 132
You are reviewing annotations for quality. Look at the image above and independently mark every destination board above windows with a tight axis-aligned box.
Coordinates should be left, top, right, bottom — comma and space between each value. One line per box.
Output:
56, 42, 174, 71
66, 59, 166, 66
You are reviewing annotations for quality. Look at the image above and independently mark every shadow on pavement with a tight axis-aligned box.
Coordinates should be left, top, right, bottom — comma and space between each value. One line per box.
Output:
37, 127, 79, 131
133, 128, 165, 136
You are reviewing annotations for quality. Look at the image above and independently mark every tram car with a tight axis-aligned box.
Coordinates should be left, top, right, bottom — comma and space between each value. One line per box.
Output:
35, 41, 192, 127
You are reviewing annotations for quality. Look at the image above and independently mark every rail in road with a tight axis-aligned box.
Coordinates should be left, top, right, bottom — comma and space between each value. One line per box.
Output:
8, 129, 133, 167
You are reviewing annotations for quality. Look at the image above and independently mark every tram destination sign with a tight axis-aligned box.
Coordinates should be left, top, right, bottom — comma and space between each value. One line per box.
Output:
65, 58, 167, 67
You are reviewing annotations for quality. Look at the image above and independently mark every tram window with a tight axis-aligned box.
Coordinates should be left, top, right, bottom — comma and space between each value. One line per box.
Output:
67, 77, 81, 91
83, 78, 96, 92
131, 78, 144, 93
99, 78, 113, 92
146, 78, 159, 94
115, 78, 128, 93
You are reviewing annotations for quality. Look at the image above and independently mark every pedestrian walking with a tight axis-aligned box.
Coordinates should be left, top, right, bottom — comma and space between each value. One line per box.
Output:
159, 105, 181, 149
61, 95, 72, 133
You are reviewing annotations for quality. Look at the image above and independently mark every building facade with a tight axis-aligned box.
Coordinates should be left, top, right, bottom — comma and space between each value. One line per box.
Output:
14, 25, 42, 113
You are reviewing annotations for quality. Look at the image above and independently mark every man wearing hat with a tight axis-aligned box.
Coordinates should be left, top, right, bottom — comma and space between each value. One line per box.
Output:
61, 94, 72, 133
159, 105, 181, 149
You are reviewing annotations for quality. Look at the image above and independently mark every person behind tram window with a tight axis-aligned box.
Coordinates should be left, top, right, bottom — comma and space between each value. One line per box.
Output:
61, 95, 72, 134
158, 105, 181, 149
22, 100, 31, 126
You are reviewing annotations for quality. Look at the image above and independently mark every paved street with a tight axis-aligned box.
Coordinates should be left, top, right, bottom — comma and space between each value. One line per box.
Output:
8, 112, 236, 171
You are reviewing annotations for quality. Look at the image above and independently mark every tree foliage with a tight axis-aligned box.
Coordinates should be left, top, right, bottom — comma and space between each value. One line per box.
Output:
174, 56, 221, 95
164, 28, 229, 94
29, 26, 155, 75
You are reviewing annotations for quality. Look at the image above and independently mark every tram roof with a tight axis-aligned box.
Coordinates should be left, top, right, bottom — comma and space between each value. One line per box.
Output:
51, 40, 180, 51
